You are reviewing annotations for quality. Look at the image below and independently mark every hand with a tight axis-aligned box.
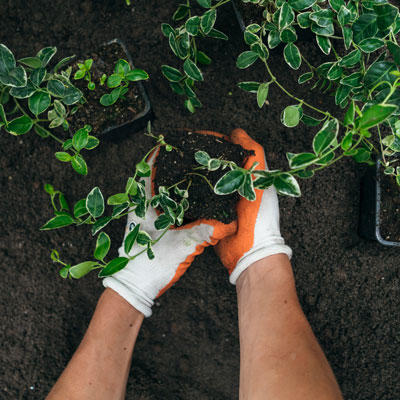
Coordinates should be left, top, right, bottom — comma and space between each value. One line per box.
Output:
103, 133, 236, 317
215, 128, 292, 285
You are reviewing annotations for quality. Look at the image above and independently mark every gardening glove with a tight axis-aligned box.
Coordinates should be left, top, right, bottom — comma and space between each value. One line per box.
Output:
215, 128, 292, 285
103, 141, 236, 317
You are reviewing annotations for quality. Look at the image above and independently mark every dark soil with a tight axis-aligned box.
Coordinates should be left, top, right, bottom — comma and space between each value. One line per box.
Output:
1, 1, 399, 399
379, 171, 400, 242
67, 41, 145, 136
154, 130, 252, 223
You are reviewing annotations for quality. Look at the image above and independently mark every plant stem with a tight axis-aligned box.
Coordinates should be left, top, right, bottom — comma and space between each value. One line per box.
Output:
263, 59, 334, 120
186, 172, 214, 190
213, 0, 231, 9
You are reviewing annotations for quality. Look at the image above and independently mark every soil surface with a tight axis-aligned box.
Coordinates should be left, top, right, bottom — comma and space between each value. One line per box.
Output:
1, 1, 399, 399
67, 41, 145, 136
379, 171, 400, 242
154, 130, 251, 223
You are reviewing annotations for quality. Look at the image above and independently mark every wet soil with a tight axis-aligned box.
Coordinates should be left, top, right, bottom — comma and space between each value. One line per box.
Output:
67, 41, 145, 136
1, 1, 399, 399
380, 172, 400, 242
154, 130, 252, 223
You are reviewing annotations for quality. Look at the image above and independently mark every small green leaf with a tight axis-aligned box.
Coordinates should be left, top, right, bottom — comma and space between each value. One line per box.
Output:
357, 104, 397, 130
73, 199, 88, 218
237, 81, 260, 93
387, 42, 400, 66
335, 85, 351, 105
313, 119, 339, 155
85, 136, 100, 150
173, 4, 189, 21
155, 214, 172, 230
55, 152, 71, 162
201, 9, 217, 34
92, 217, 112, 235
236, 51, 259, 69
289, 153, 317, 168
69, 261, 99, 279
136, 160, 151, 177
197, 0, 211, 7
72, 127, 89, 151
47, 79, 66, 97
147, 244, 155, 260
86, 187, 104, 219
352, 14, 378, 44
125, 223, 141, 254
281, 105, 301, 128
36, 46, 57, 67
99, 257, 129, 277
273, 174, 301, 197
288, 0, 316, 11
341, 131, 353, 150
108, 193, 129, 205
107, 74, 122, 88
344, 101, 355, 126
44, 184, 55, 195
283, 43, 301, 70
257, 83, 269, 108
238, 174, 256, 201
197, 51, 212, 65
186, 16, 200, 35
337, 5, 351, 26
161, 65, 184, 82
316, 35, 331, 55
279, 2, 295, 30
298, 72, 314, 84
6, 115, 33, 135
114, 59, 131, 76
137, 231, 152, 246
94, 232, 111, 261
126, 69, 149, 82
28, 92, 51, 115
183, 59, 203, 81
195, 150, 211, 166
214, 170, 246, 195
364, 61, 396, 89
62, 86, 82, 105
40, 214, 75, 230
373, 2, 398, 31
358, 38, 385, 53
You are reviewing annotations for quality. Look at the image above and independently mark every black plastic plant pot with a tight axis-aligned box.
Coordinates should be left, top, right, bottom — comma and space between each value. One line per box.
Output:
100, 39, 151, 137
232, 0, 246, 32
66, 38, 151, 138
359, 159, 400, 247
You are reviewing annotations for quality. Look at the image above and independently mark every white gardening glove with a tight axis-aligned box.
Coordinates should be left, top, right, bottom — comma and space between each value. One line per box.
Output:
215, 129, 292, 285
103, 143, 236, 317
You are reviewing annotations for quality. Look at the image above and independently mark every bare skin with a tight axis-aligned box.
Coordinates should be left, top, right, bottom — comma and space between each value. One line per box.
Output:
48, 255, 342, 399
236, 254, 343, 400
47, 288, 144, 400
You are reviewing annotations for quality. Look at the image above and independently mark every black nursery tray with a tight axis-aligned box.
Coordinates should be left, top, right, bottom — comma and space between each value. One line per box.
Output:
67, 38, 151, 137
359, 159, 400, 247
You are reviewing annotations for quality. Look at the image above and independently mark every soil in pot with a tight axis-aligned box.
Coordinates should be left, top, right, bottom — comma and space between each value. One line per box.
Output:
379, 172, 400, 242
153, 130, 253, 224
67, 41, 145, 136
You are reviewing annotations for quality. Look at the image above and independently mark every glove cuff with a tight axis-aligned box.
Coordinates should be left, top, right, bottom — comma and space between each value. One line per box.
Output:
103, 277, 153, 317
229, 243, 293, 285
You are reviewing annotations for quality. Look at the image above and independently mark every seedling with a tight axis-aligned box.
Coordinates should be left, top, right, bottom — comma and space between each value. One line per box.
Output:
100, 59, 149, 106
73, 58, 96, 90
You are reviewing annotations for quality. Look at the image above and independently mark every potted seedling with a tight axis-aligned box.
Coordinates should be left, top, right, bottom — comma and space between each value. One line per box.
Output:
0, 39, 150, 176
161, 0, 400, 245
43, 124, 305, 280
69, 39, 151, 137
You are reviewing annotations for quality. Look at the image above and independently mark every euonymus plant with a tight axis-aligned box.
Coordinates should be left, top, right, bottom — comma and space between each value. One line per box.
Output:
162, 0, 400, 191
0, 44, 148, 175
42, 125, 191, 279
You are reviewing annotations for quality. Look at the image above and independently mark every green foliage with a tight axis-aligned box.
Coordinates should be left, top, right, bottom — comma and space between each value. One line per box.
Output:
100, 59, 149, 106
73, 58, 96, 90
161, 0, 229, 112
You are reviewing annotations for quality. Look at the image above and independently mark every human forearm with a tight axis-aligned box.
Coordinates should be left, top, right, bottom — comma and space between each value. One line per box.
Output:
47, 288, 144, 400
236, 254, 342, 400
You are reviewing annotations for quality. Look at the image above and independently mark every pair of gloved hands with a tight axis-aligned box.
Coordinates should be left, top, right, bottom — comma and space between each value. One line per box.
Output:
103, 129, 292, 317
